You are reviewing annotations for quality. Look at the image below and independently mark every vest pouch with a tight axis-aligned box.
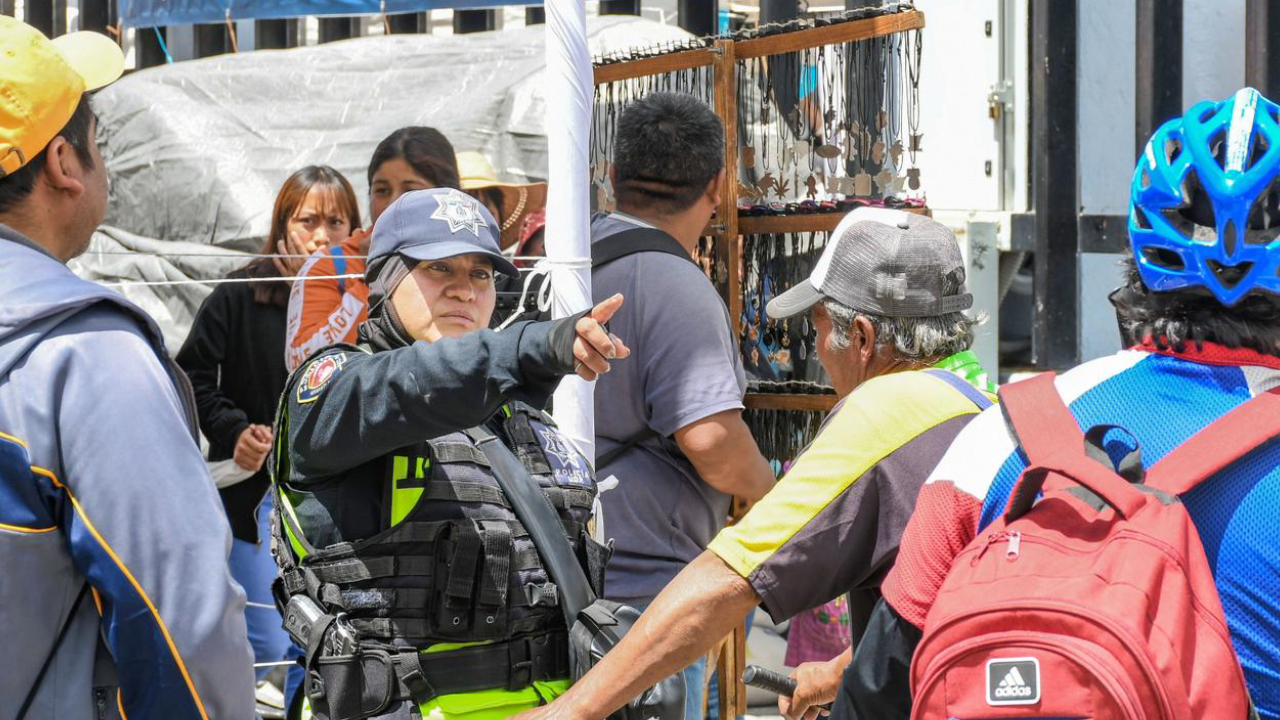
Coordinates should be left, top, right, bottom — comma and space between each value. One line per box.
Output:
309, 649, 394, 720
469, 519, 514, 640
433, 520, 479, 638
577, 532, 610, 598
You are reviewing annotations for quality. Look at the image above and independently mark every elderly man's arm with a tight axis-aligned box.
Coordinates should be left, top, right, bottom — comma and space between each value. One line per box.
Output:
675, 409, 776, 500
518, 552, 759, 720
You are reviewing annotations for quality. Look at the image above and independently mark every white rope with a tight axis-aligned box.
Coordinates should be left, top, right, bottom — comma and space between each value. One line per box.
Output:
86, 250, 350, 260
84, 250, 552, 263
495, 257, 593, 331
99, 273, 362, 289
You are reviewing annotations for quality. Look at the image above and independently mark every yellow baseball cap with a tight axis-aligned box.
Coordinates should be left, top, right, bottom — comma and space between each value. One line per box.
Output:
0, 16, 124, 177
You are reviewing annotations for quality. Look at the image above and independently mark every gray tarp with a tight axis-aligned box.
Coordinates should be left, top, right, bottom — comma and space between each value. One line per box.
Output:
70, 16, 693, 350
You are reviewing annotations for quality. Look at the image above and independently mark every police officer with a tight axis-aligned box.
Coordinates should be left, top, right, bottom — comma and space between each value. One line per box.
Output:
272, 187, 628, 720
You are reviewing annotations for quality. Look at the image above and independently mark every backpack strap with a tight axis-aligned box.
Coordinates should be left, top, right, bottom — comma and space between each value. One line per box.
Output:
585, 225, 693, 469
591, 227, 695, 270
922, 368, 994, 411
1145, 386, 1280, 495
999, 372, 1147, 522
998, 373, 1082, 463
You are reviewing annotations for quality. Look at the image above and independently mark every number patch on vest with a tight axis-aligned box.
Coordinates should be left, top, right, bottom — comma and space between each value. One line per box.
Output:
297, 353, 347, 404
529, 419, 592, 487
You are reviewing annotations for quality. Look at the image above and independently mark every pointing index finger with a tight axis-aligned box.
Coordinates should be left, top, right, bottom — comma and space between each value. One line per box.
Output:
589, 294, 624, 325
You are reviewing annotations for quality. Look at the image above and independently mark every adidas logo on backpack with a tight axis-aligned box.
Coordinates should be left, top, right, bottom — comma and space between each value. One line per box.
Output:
986, 659, 1039, 705
907, 373, 1263, 719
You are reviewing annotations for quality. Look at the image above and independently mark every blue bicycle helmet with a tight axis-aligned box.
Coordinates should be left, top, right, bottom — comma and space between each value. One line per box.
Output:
1130, 87, 1280, 306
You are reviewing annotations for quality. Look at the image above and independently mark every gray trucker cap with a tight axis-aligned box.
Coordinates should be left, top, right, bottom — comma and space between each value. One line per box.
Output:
766, 207, 973, 320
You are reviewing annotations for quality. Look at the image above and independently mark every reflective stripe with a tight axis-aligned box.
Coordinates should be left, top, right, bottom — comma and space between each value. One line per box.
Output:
278, 490, 309, 561
0, 521, 55, 533
390, 454, 429, 527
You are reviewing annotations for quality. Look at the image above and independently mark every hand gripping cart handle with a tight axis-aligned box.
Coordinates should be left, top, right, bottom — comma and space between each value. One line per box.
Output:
741, 665, 832, 711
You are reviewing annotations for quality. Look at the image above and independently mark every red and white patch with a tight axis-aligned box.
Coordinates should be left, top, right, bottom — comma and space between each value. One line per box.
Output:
296, 353, 346, 403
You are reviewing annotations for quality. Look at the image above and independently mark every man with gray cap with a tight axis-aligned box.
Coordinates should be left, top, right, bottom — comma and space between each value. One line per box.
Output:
515, 207, 995, 720
272, 188, 630, 719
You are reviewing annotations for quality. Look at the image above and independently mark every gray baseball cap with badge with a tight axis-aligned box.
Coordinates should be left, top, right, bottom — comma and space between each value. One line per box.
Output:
368, 187, 520, 278
766, 207, 973, 320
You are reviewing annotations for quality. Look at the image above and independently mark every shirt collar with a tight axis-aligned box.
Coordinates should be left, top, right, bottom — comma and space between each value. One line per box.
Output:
1135, 338, 1280, 370
609, 211, 658, 230
934, 349, 997, 394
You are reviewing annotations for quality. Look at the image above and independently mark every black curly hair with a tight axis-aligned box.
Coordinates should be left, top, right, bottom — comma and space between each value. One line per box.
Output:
1110, 256, 1280, 357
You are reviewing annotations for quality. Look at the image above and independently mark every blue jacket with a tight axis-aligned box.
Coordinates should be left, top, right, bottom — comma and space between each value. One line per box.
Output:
0, 226, 255, 719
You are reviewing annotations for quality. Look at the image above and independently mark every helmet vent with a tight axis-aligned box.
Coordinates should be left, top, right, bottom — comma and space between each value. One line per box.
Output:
1210, 128, 1229, 171
1143, 246, 1186, 271
1164, 138, 1182, 166
1247, 131, 1271, 172
1208, 259, 1253, 289
1140, 165, 1152, 190
1133, 205, 1152, 229
1173, 168, 1217, 237
1247, 175, 1280, 234
1223, 219, 1239, 256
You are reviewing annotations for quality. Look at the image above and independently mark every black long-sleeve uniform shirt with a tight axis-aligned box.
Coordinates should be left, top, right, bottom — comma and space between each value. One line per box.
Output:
176, 278, 287, 542
278, 316, 579, 546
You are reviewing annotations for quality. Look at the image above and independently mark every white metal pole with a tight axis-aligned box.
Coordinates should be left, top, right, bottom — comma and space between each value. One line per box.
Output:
545, 0, 596, 465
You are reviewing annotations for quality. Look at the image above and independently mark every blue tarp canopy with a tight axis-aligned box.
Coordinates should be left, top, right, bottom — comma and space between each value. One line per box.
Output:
121, 0, 534, 28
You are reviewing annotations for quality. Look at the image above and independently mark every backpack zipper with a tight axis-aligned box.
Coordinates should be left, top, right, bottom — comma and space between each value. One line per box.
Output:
1005, 531, 1021, 560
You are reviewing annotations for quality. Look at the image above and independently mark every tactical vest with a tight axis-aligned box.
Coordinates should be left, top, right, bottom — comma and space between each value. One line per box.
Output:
271, 352, 605, 720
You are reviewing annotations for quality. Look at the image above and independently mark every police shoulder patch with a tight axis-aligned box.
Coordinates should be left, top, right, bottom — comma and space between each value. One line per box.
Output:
297, 353, 347, 404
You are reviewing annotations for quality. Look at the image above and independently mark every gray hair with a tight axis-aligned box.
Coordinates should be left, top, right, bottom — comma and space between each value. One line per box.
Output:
822, 275, 979, 361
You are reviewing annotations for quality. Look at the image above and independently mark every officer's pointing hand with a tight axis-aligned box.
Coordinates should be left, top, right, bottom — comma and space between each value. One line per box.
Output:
572, 294, 630, 382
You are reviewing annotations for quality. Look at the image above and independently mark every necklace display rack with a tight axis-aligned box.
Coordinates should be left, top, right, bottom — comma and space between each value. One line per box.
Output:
589, 8, 927, 714
591, 3, 926, 411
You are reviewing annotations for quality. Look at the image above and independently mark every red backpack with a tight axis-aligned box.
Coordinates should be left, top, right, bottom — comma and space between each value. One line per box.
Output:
909, 372, 1275, 720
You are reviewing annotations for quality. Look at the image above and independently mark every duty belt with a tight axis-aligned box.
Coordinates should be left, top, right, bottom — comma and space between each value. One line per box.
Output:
307, 629, 571, 720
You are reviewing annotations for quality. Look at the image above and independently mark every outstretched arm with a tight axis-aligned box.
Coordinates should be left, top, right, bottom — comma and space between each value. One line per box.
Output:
289, 295, 629, 478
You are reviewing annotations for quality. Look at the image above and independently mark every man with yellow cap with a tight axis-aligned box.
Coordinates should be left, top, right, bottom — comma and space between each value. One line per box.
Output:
0, 17, 255, 720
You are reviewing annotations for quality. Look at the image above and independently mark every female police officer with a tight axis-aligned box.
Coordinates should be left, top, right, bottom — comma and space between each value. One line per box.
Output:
271, 188, 628, 720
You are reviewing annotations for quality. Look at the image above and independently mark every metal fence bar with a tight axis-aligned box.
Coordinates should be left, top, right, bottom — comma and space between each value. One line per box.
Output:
254, 19, 298, 49
599, 0, 640, 15
26, 0, 54, 35
318, 16, 360, 43
453, 9, 495, 33
1030, 0, 1080, 369
677, 0, 715, 37
386, 11, 426, 33
1135, 0, 1182, 157
1247, 0, 1280, 100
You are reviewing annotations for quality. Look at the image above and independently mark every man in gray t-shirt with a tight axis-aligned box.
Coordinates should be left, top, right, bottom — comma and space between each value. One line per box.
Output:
591, 94, 776, 615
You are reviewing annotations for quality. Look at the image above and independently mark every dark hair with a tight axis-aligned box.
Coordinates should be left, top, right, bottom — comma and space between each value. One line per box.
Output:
0, 94, 96, 214
367, 126, 460, 190
243, 165, 363, 306
1112, 256, 1280, 357
613, 92, 724, 215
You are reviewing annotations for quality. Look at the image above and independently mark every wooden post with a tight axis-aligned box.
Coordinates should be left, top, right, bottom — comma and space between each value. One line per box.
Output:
714, 38, 741, 339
